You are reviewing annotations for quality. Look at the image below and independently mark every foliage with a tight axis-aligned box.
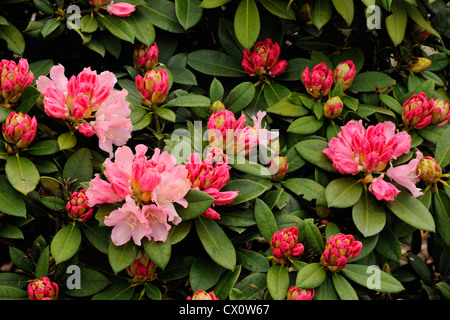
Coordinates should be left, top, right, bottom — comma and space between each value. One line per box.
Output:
0, 0, 449, 301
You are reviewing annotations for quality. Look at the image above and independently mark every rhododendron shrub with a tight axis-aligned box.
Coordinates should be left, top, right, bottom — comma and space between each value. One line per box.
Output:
1, 0, 449, 303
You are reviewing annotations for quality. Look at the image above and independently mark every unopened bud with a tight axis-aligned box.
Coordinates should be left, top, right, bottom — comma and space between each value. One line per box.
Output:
323, 96, 343, 119
417, 156, 442, 184
409, 57, 432, 73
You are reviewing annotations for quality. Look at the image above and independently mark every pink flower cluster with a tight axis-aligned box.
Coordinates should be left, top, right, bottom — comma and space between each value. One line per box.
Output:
27, 277, 59, 300
86, 145, 191, 246
36, 64, 132, 157
185, 148, 238, 219
207, 109, 278, 157
66, 189, 94, 223
0, 58, 34, 108
323, 120, 419, 201
402, 92, 450, 129
270, 226, 304, 265
187, 290, 219, 300
320, 233, 362, 273
2, 111, 37, 154
242, 38, 287, 80
302, 60, 356, 100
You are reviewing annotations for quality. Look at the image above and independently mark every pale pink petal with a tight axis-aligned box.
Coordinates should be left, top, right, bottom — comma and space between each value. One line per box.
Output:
386, 151, 423, 197
86, 174, 124, 206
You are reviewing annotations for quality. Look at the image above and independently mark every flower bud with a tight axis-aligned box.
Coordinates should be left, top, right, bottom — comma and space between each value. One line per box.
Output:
417, 156, 442, 184
133, 43, 159, 74
242, 38, 287, 80
286, 286, 314, 300
402, 92, 434, 129
27, 277, 59, 300
66, 189, 94, 223
126, 251, 157, 283
187, 290, 219, 300
320, 233, 362, 273
409, 57, 432, 73
323, 96, 343, 119
0, 58, 34, 109
333, 60, 356, 90
106, 1, 136, 17
409, 23, 430, 42
429, 98, 450, 127
270, 227, 304, 265
302, 62, 333, 99
135, 69, 169, 107
267, 156, 289, 181
2, 111, 37, 154
210, 100, 226, 114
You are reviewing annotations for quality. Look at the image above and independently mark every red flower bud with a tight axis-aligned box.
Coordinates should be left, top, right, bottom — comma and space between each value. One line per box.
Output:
333, 60, 356, 90
187, 290, 219, 300
402, 92, 434, 129
135, 69, 169, 107
417, 156, 442, 184
133, 43, 159, 74
27, 277, 59, 300
270, 227, 304, 265
302, 62, 333, 99
320, 233, 362, 273
429, 98, 450, 127
126, 251, 157, 283
0, 58, 34, 109
66, 189, 94, 223
286, 286, 314, 300
2, 111, 37, 154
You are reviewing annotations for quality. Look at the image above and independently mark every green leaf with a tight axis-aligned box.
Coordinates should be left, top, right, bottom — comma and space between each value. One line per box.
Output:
0, 178, 26, 217
349, 72, 393, 92
287, 115, 324, 134
259, 0, 296, 20
5, 155, 40, 195
325, 178, 362, 208
405, 2, 441, 40
375, 229, 401, 261
80, 14, 98, 33
283, 178, 326, 206
0, 286, 28, 300
107, 240, 138, 274
145, 283, 162, 300
200, 0, 231, 8
0, 21, 26, 55
213, 265, 241, 300
314, 276, 339, 300
143, 0, 186, 33
40, 18, 61, 38
101, 15, 134, 43
224, 81, 256, 113
57, 132, 77, 150
296, 263, 327, 289
385, 191, 435, 232
189, 256, 224, 291
311, 0, 332, 30
0, 224, 23, 239
234, 0, 260, 50
26, 140, 60, 156
437, 282, 450, 300
154, 107, 176, 122
304, 218, 325, 254
379, 94, 403, 114
236, 248, 269, 272
352, 191, 386, 237
165, 94, 211, 107
176, 189, 215, 220
221, 179, 268, 205
341, 264, 405, 293
407, 254, 433, 285
295, 139, 338, 173
62, 148, 93, 185
50, 224, 82, 264
91, 283, 135, 300
435, 125, 450, 168
175, 0, 203, 30
63, 268, 111, 297
143, 238, 172, 270
195, 216, 236, 271
125, 6, 156, 45
267, 264, 289, 300
254, 198, 279, 243
209, 78, 224, 102
81, 220, 110, 254
0, 273, 29, 288
35, 246, 49, 278
385, 0, 407, 47
332, 0, 354, 26
332, 273, 358, 300
433, 191, 450, 247
16, 85, 41, 113
187, 49, 247, 77
266, 96, 309, 117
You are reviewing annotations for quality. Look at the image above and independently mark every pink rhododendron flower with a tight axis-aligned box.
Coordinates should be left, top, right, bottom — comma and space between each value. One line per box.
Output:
323, 120, 411, 175
320, 233, 362, 273
368, 174, 401, 201
27, 277, 59, 300
106, 1, 136, 17
135, 69, 169, 106
386, 151, 423, 198
187, 290, 219, 300
133, 42, 159, 74
429, 98, 450, 127
286, 287, 315, 300
333, 60, 356, 90
417, 156, 443, 184
242, 38, 287, 79
302, 62, 333, 99
0, 58, 34, 108
402, 92, 434, 129
36, 64, 132, 157
270, 226, 304, 265
66, 189, 94, 223
185, 149, 238, 219
86, 145, 190, 245
2, 111, 37, 154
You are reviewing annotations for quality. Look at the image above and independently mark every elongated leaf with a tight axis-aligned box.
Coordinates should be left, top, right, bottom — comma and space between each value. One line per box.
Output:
62, 148, 93, 185
332, 0, 354, 26
287, 116, 324, 134
375, 229, 401, 261
63, 268, 111, 297
435, 125, 450, 168
143, 238, 171, 270
35, 246, 49, 279
212, 265, 241, 299
234, 0, 260, 50
325, 178, 362, 208
189, 256, 224, 291
176, 189, 215, 220
195, 216, 236, 271
304, 218, 325, 254
154, 107, 176, 122
295, 139, 338, 173
296, 263, 327, 289
0, 178, 26, 217
125, 7, 156, 45
6, 155, 40, 195
352, 191, 386, 237
259, 0, 296, 20
405, 3, 441, 40
332, 273, 358, 300
349, 72, 393, 92
254, 198, 279, 243
283, 178, 326, 206
175, 0, 203, 30
385, 191, 435, 232
221, 179, 268, 205
267, 264, 289, 300
101, 15, 134, 43
57, 132, 77, 151
0, 286, 28, 300
50, 224, 82, 264
107, 240, 138, 274
26, 140, 60, 156
224, 81, 256, 113
144, 0, 185, 33
165, 94, 211, 107
80, 14, 98, 33
91, 283, 135, 300
433, 191, 450, 247
187, 50, 247, 77
236, 248, 269, 272
385, 0, 407, 47
0, 22, 25, 55
311, 0, 332, 30
341, 264, 405, 293
200, 0, 231, 8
